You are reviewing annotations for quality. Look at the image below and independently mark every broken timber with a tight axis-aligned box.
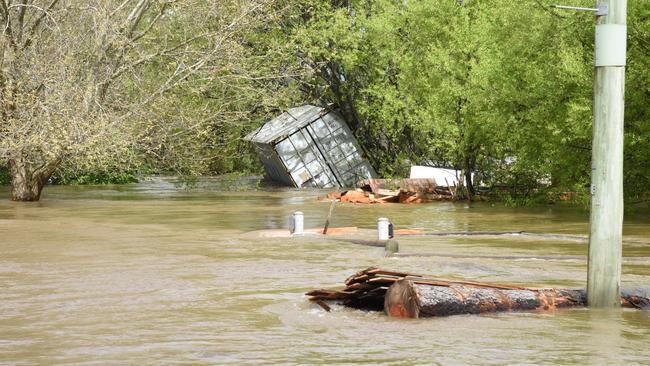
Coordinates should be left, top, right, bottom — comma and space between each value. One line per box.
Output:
305, 268, 650, 318
322, 178, 460, 204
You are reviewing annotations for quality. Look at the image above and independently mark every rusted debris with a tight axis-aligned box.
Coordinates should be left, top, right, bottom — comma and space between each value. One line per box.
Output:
322, 189, 398, 204
306, 267, 650, 318
394, 229, 425, 235
305, 227, 358, 235
321, 178, 460, 204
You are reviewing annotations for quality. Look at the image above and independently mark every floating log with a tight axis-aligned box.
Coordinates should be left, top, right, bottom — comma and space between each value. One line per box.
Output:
306, 267, 650, 318
385, 279, 587, 318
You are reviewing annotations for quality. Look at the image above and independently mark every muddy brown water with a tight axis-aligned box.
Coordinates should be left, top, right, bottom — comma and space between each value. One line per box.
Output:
1, 177, 649, 365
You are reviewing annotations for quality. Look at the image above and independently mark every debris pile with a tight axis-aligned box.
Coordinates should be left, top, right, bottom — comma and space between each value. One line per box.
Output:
324, 189, 397, 204
306, 267, 650, 318
323, 178, 460, 204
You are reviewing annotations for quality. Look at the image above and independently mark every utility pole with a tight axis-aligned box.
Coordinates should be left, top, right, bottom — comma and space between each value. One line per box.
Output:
551, 0, 626, 307
587, 0, 627, 307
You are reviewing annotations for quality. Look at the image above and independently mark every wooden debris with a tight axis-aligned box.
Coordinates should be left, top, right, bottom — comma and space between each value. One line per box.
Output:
320, 178, 487, 204
394, 229, 425, 235
399, 192, 423, 204
339, 190, 370, 203
326, 191, 341, 200
322, 197, 337, 234
315, 300, 331, 312
320, 189, 398, 204
306, 267, 650, 318
376, 188, 400, 197
357, 178, 438, 194
305, 227, 358, 236
320, 178, 453, 204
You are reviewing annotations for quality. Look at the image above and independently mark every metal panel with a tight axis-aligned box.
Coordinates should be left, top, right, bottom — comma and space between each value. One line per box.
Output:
595, 24, 627, 67
245, 105, 376, 188
275, 128, 335, 188
254, 143, 294, 186
309, 112, 377, 187
243, 105, 324, 144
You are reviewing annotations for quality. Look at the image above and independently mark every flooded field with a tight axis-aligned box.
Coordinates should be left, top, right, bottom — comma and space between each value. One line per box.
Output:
1, 178, 649, 365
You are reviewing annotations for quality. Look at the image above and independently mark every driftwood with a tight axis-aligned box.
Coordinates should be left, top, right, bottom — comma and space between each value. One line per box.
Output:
306, 268, 650, 318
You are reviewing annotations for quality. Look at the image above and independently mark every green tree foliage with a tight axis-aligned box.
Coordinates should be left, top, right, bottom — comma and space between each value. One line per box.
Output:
2, 0, 648, 206
290, 0, 649, 202
0, 164, 9, 185
127, 2, 304, 179
625, 1, 650, 202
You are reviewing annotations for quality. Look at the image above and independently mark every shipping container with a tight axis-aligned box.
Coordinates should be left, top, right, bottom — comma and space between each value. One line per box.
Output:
244, 105, 376, 188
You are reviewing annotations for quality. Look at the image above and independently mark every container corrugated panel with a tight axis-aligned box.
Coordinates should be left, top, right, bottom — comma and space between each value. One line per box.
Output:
244, 105, 376, 188
244, 105, 323, 145
255, 143, 293, 186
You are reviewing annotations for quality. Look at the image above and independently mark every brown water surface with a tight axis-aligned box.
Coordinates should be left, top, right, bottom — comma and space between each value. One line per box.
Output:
1, 177, 649, 365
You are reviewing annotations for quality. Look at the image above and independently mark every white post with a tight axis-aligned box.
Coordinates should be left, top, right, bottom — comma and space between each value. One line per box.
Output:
292, 211, 304, 235
587, 0, 626, 307
378, 218, 390, 241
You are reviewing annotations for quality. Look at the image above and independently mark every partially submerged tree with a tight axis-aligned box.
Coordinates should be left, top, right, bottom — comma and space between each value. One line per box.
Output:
0, 0, 298, 200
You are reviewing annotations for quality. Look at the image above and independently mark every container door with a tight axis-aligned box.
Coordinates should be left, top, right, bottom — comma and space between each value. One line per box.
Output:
276, 130, 338, 188
308, 112, 376, 187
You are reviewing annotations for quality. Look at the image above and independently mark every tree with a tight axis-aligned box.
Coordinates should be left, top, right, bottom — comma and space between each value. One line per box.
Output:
0, 0, 299, 201
289, 0, 649, 202
624, 1, 650, 202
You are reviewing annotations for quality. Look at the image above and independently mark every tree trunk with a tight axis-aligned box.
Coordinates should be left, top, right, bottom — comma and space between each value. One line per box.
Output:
384, 279, 587, 318
8, 154, 61, 201
306, 268, 650, 317
463, 155, 475, 200
384, 279, 649, 318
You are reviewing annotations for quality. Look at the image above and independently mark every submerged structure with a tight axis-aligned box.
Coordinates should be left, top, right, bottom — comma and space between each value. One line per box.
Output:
244, 105, 376, 188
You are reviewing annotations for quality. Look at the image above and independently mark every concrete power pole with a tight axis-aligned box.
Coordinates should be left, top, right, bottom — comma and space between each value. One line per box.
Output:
587, 0, 627, 307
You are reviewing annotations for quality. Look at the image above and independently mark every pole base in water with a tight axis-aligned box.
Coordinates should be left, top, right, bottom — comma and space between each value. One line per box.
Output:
384, 240, 399, 255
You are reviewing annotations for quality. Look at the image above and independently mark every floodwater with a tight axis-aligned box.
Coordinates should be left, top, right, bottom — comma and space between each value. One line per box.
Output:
1, 177, 649, 365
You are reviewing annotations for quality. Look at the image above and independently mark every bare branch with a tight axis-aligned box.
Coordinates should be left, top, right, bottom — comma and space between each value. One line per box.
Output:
101, 31, 210, 88
1, 0, 290, 197
125, 0, 149, 37
0, 0, 17, 50
110, 0, 135, 18
130, 2, 167, 42
15, 0, 27, 42
22, 0, 59, 48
